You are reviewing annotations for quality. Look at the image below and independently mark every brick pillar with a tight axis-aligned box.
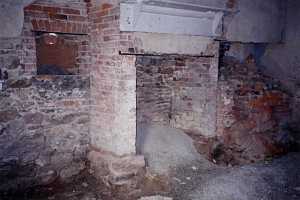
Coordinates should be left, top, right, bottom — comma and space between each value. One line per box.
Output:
87, 0, 144, 186
89, 0, 137, 156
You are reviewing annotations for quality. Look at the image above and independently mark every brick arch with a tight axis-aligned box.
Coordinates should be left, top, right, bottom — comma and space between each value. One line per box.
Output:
24, 0, 88, 34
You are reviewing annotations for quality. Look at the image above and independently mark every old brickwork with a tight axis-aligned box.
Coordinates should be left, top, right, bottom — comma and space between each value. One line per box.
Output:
88, 0, 137, 156
0, 0, 296, 192
24, 1, 88, 34
136, 54, 219, 137
0, 0, 91, 191
215, 56, 292, 164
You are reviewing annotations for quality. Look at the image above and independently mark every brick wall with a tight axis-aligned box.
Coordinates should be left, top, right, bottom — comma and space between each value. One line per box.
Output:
24, 1, 88, 34
136, 54, 219, 137
88, 0, 220, 157
136, 56, 173, 125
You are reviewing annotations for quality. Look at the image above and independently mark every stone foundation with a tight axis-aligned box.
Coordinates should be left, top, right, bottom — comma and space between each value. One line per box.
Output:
0, 76, 90, 191
0, 0, 91, 191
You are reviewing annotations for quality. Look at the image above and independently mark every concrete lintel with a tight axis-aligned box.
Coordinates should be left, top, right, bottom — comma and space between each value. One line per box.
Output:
130, 32, 217, 56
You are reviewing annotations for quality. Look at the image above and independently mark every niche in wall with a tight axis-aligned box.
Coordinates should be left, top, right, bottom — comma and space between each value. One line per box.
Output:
35, 32, 88, 75
136, 55, 218, 137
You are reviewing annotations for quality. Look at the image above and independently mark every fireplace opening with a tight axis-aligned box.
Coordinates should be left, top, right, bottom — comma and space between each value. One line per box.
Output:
35, 32, 88, 75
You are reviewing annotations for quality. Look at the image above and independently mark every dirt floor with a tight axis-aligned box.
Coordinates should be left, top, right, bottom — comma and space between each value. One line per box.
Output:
1, 152, 300, 200
169, 152, 300, 200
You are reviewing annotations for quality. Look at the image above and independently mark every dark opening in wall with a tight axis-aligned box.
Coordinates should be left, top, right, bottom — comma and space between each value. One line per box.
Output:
36, 32, 84, 75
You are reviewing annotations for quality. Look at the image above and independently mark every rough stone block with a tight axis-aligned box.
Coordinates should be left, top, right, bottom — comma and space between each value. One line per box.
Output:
88, 150, 145, 186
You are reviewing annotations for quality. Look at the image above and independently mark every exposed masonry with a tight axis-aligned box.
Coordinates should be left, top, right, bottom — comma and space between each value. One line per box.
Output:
0, 0, 298, 192
215, 56, 292, 164
24, 1, 89, 34
0, 76, 90, 191
136, 55, 218, 137
36, 33, 90, 75
0, 0, 91, 191
89, 0, 137, 156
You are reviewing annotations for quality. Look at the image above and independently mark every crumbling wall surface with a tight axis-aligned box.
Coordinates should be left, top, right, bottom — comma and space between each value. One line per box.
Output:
136, 52, 219, 137
0, 0, 91, 191
261, 0, 300, 130
216, 56, 292, 165
0, 76, 90, 191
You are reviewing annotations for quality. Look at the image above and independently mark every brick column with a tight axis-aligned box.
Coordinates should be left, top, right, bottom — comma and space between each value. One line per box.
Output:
88, 0, 137, 156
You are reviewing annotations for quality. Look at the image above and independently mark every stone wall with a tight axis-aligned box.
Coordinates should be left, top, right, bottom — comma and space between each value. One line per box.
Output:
0, 0, 91, 191
0, 76, 90, 191
0, 38, 24, 79
136, 54, 219, 137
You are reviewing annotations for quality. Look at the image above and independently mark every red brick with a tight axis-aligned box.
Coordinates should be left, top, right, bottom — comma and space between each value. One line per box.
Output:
52, 20, 58, 32
102, 3, 113, 10
75, 24, 82, 33
45, 21, 51, 31
103, 35, 119, 42
102, 16, 115, 22
82, 24, 88, 34
66, 23, 72, 33
56, 21, 65, 32
80, 45, 89, 51
103, 29, 118, 35
81, 41, 89, 45
60, 22, 67, 33
43, 6, 61, 14
63, 8, 81, 15
71, 23, 77, 33
25, 11, 49, 18
31, 19, 38, 30
24, 4, 43, 11
38, 20, 45, 30
120, 35, 128, 40
99, 23, 109, 29
49, 13, 68, 20
49, 21, 55, 32
86, 2, 92, 8
96, 10, 109, 17
68, 15, 87, 22
93, 18, 103, 24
